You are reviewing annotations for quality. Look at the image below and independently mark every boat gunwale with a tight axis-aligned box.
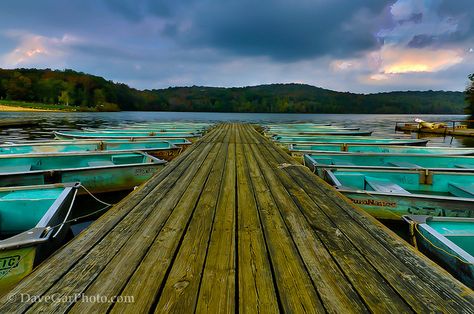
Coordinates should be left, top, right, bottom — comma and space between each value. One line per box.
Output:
321, 168, 474, 204
403, 215, 474, 263
0, 151, 166, 176
291, 149, 474, 156
304, 154, 474, 173
0, 183, 79, 251
82, 128, 202, 135
0, 146, 181, 158
266, 131, 374, 136
7, 138, 193, 146
53, 131, 201, 140
277, 139, 430, 146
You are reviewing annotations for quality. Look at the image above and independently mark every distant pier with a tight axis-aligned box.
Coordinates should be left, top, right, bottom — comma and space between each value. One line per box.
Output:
1, 123, 472, 313
396, 120, 474, 137
0, 119, 39, 128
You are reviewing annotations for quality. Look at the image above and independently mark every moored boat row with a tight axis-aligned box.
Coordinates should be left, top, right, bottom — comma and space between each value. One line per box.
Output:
270, 121, 474, 288
0, 121, 211, 289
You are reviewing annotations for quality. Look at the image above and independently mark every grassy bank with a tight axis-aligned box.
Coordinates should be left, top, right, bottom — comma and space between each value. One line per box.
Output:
0, 100, 119, 112
0, 100, 74, 111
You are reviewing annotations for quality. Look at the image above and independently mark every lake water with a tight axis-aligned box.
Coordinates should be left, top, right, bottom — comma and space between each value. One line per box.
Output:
0, 111, 471, 258
1, 111, 473, 147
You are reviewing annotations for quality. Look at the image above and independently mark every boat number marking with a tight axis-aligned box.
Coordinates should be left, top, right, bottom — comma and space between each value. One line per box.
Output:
350, 198, 396, 208
0, 255, 21, 271
135, 167, 155, 176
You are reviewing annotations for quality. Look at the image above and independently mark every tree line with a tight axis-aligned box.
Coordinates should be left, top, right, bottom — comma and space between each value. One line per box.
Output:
0, 68, 468, 113
467, 73, 474, 125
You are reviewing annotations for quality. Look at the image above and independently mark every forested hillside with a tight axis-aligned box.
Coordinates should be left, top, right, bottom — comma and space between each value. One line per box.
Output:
0, 68, 467, 113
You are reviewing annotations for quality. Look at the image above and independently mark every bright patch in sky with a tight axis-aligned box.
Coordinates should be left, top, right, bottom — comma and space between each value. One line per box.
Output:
378, 46, 464, 74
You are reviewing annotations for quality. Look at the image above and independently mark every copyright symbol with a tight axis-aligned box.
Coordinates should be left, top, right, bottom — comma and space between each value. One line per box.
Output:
7, 294, 16, 302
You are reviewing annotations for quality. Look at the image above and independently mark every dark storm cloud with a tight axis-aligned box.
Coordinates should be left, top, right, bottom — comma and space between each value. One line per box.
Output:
163, 0, 394, 60
0, 0, 472, 92
407, 34, 435, 48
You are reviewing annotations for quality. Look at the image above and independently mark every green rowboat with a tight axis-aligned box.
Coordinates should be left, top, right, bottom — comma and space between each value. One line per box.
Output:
0, 151, 166, 193
290, 143, 474, 156
403, 215, 474, 289
0, 183, 78, 293
313, 167, 474, 220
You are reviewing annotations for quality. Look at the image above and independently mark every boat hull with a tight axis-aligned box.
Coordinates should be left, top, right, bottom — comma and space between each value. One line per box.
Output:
0, 141, 182, 161
267, 130, 373, 136
54, 131, 201, 142
339, 189, 474, 220
0, 246, 36, 294
0, 152, 166, 194
312, 167, 474, 220
290, 144, 474, 156
0, 183, 77, 293
275, 136, 429, 146
403, 216, 474, 289
304, 153, 474, 172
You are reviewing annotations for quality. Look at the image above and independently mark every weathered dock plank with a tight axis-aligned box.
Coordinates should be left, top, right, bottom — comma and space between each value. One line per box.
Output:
1, 123, 473, 313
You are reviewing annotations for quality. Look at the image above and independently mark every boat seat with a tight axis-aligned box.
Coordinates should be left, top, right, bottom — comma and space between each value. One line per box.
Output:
454, 164, 474, 169
335, 161, 355, 166
87, 161, 114, 167
387, 161, 421, 168
448, 182, 474, 198
0, 165, 32, 173
365, 177, 410, 194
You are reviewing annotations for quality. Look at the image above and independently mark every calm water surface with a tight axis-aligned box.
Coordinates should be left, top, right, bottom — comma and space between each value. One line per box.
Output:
1, 111, 473, 147
1, 111, 471, 259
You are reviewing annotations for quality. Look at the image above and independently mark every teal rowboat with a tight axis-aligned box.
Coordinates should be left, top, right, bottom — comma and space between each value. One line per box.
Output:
290, 143, 474, 156
312, 167, 474, 220
263, 123, 331, 128
274, 135, 428, 146
0, 183, 78, 293
265, 126, 360, 131
0, 151, 166, 193
0, 140, 182, 161
86, 127, 207, 133
266, 130, 373, 136
304, 153, 474, 172
54, 131, 202, 142
403, 215, 474, 289
84, 128, 201, 135
127, 122, 211, 128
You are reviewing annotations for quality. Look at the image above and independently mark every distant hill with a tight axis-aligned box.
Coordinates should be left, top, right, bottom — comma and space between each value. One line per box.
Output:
0, 68, 467, 113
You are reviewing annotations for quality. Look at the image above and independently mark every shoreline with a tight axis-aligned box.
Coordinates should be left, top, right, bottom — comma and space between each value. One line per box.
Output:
0, 104, 62, 112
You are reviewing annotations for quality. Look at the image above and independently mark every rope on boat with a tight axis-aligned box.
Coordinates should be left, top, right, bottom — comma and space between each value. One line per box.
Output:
79, 184, 113, 207
277, 163, 305, 169
52, 188, 78, 238
48, 184, 114, 237
414, 223, 473, 265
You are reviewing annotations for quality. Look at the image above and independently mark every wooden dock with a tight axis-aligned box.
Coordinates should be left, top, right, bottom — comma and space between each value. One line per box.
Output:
1, 123, 473, 313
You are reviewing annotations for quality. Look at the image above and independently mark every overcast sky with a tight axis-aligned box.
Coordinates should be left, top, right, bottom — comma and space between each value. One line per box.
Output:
0, 0, 473, 93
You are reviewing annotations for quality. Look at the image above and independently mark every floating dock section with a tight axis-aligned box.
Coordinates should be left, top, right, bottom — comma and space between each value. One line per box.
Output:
1, 124, 472, 313
396, 121, 474, 137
